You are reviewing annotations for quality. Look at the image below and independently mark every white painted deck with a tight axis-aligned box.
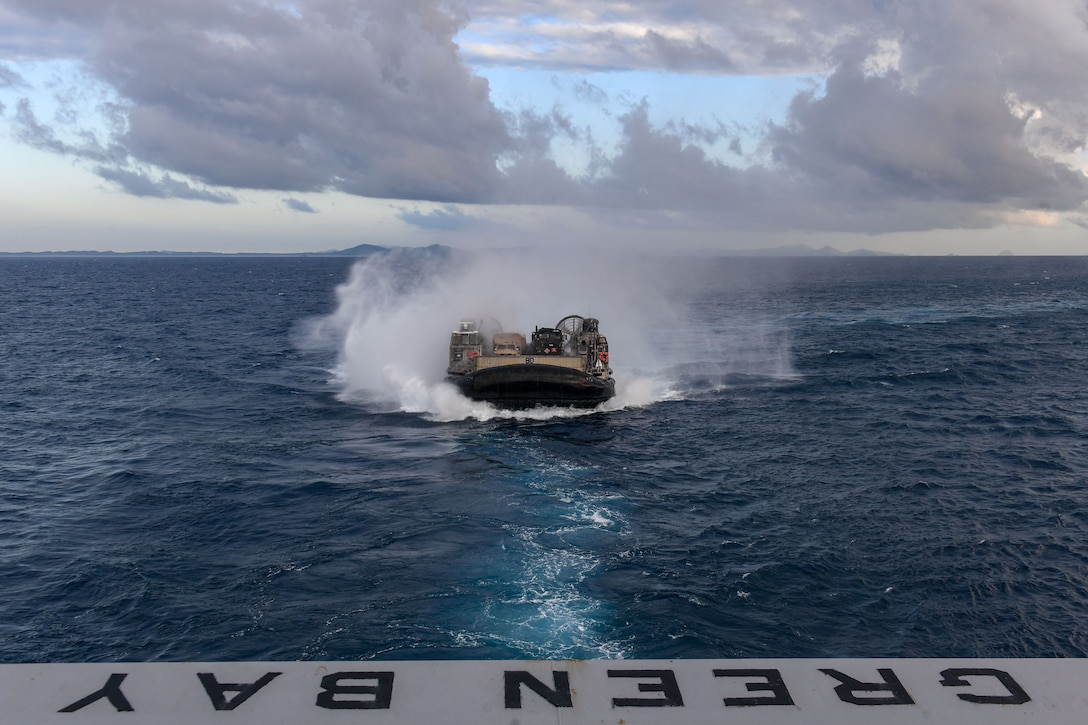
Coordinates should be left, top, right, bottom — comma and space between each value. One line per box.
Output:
3, 658, 1084, 723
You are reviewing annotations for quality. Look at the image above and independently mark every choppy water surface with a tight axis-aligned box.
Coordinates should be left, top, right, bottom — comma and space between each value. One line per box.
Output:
2, 253, 1087, 662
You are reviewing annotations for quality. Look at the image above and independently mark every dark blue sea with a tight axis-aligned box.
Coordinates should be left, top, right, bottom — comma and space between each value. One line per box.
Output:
3, 252, 1088, 663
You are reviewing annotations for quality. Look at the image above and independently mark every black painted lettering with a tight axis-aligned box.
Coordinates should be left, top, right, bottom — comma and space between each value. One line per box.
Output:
315, 672, 394, 710
820, 668, 914, 705
198, 672, 281, 711
939, 668, 1031, 705
59, 673, 134, 713
504, 671, 573, 708
714, 669, 795, 706
608, 669, 684, 708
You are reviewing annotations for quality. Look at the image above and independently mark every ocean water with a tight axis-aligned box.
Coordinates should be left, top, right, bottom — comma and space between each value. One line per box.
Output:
2, 252, 1088, 663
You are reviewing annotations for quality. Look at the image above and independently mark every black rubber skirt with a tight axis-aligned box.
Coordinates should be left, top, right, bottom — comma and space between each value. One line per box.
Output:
447, 364, 615, 409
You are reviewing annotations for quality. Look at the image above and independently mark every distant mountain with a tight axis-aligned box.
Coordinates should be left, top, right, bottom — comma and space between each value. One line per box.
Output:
308, 243, 388, 257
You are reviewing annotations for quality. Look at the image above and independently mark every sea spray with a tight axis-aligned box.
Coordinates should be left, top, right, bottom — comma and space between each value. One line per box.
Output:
310, 249, 794, 419
305, 247, 459, 406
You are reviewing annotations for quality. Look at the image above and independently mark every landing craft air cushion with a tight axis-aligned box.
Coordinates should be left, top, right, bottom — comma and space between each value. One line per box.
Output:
446, 315, 615, 409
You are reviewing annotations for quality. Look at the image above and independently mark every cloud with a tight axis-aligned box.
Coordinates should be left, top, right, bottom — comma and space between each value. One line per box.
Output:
0, 6, 94, 59
2, 0, 1087, 237
398, 204, 483, 230
0, 60, 21, 116
592, 101, 760, 211
94, 166, 238, 203
767, 63, 1088, 215
4, 0, 510, 202
1002, 209, 1060, 228
284, 197, 317, 213
641, 29, 736, 72
0, 63, 23, 87
13, 98, 117, 162
570, 78, 609, 105
569, 68, 1086, 234
457, 2, 833, 73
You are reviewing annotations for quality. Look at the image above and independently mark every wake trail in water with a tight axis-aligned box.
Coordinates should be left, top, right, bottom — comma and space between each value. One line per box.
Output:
305, 248, 796, 420
448, 451, 633, 659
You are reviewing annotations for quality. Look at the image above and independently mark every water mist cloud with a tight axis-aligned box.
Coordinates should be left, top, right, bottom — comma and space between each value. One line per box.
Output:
314, 248, 675, 418
310, 248, 796, 421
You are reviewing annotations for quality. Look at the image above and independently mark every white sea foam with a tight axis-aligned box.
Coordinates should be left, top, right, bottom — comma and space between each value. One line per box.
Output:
459, 469, 631, 659
307, 249, 795, 419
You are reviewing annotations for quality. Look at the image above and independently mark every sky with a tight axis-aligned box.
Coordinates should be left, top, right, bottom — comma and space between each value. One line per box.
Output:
1, 0, 1087, 254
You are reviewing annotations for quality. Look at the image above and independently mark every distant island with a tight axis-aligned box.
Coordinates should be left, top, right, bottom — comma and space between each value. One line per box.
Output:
0, 243, 904, 257
0, 243, 391, 258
